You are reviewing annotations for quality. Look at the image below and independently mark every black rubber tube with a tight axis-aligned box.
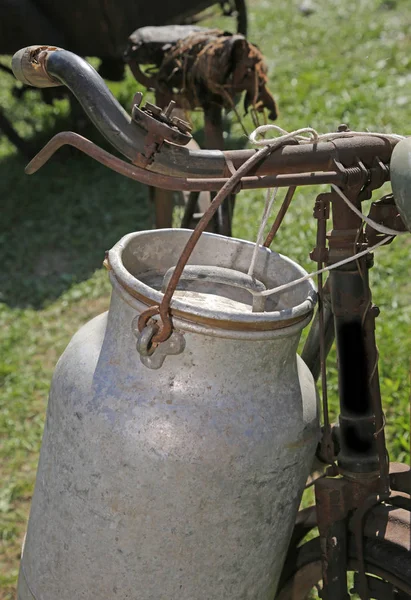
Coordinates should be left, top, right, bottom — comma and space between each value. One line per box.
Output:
45, 50, 150, 160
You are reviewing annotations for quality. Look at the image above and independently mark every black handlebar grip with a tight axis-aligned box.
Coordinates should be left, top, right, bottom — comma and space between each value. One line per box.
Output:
12, 46, 63, 88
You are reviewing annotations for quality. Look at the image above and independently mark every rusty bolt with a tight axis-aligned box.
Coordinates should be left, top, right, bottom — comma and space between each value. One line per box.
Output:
132, 91, 143, 108
144, 101, 163, 117
163, 100, 176, 118
171, 116, 192, 134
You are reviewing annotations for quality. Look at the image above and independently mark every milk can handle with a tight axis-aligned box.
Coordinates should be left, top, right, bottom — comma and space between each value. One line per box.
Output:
137, 144, 274, 344
161, 265, 267, 313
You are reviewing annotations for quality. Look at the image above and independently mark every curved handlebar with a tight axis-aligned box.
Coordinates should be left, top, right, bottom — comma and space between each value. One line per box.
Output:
12, 46, 156, 163
12, 46, 227, 178
12, 45, 399, 183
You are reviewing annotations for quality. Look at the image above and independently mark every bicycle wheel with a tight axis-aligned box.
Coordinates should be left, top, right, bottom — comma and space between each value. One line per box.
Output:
277, 536, 411, 600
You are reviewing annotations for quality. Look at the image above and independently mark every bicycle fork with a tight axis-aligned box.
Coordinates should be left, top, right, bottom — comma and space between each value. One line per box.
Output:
311, 184, 390, 600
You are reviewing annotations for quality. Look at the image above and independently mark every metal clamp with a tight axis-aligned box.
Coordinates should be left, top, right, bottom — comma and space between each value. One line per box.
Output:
132, 317, 185, 370
131, 93, 192, 165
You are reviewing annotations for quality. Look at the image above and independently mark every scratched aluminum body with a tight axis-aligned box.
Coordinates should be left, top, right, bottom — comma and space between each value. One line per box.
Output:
18, 230, 319, 600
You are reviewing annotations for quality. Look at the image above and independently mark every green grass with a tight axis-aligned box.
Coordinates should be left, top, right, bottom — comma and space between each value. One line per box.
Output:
1, 0, 411, 596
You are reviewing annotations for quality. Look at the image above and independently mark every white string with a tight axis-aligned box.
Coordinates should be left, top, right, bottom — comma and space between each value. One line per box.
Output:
247, 129, 319, 279
252, 235, 393, 298
246, 123, 407, 302
249, 126, 321, 147
330, 184, 407, 236
248, 125, 406, 238
248, 187, 279, 276
249, 124, 405, 146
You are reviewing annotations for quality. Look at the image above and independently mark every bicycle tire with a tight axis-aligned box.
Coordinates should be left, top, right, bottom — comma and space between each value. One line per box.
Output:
277, 536, 411, 599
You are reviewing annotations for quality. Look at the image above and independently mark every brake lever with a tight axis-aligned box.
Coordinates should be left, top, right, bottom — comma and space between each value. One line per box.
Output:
130, 94, 192, 166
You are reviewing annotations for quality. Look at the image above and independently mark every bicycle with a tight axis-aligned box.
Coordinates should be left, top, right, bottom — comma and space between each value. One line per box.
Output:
11, 45, 411, 600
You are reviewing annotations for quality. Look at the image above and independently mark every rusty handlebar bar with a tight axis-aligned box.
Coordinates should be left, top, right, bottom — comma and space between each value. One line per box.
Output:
12, 46, 398, 189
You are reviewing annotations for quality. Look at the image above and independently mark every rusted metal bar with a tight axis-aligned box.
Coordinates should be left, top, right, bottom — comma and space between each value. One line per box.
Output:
231, 171, 356, 189
389, 463, 411, 494
327, 186, 386, 478
312, 194, 335, 464
315, 473, 383, 600
315, 180, 393, 600
301, 282, 334, 382
223, 135, 396, 178
13, 48, 399, 178
137, 144, 275, 344
315, 478, 350, 600
330, 270, 381, 474
358, 502, 411, 552
263, 186, 296, 247
25, 131, 366, 192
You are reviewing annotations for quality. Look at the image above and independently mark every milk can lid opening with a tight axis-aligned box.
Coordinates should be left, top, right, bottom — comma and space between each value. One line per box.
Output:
108, 229, 317, 332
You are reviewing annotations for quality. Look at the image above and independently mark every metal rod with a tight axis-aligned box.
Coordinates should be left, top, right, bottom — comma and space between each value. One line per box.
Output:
263, 186, 296, 247
138, 145, 275, 344
25, 131, 364, 192
180, 192, 200, 228
328, 187, 384, 475
13, 47, 398, 178
315, 478, 350, 600
301, 288, 334, 382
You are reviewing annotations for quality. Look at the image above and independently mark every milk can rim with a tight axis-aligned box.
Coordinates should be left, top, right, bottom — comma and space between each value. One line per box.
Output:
107, 229, 318, 331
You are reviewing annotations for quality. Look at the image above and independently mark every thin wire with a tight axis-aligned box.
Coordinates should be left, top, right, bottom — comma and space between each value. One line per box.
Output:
252, 235, 392, 299
250, 108, 260, 130
331, 185, 408, 236
248, 187, 279, 276
247, 124, 406, 300
219, 87, 250, 138
249, 124, 405, 146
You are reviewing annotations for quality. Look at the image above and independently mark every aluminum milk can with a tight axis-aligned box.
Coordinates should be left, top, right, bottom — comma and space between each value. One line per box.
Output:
18, 229, 319, 600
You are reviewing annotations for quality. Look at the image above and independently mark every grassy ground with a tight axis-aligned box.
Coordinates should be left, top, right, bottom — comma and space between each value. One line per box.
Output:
1, 0, 411, 596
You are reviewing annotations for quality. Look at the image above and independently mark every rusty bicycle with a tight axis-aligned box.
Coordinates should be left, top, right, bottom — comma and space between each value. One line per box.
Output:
11, 45, 411, 600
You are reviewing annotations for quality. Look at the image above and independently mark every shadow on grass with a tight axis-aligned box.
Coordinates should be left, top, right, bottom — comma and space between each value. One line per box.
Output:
0, 123, 152, 309
0, 103, 251, 310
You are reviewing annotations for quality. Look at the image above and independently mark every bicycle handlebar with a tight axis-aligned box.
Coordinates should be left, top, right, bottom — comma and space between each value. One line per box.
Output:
12, 46, 228, 178
11, 46, 156, 161
11, 45, 399, 184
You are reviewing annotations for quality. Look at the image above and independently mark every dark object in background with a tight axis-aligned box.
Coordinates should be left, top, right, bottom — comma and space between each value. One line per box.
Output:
125, 25, 278, 234
125, 25, 277, 120
0, 0, 247, 75
0, 0, 247, 153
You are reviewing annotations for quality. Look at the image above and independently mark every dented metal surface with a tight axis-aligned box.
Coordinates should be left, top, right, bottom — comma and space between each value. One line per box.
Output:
10, 42, 411, 600
18, 230, 319, 599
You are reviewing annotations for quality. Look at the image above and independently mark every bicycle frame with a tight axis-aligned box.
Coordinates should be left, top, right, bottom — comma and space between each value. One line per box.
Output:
12, 46, 411, 600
